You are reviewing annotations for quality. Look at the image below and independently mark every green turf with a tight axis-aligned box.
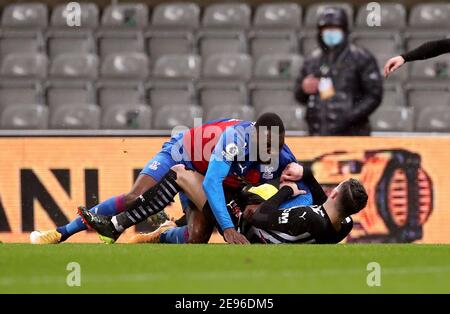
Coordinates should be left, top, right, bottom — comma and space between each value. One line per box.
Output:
0, 244, 449, 294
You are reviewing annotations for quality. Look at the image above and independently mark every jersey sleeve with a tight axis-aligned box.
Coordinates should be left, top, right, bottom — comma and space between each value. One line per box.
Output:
202, 128, 242, 231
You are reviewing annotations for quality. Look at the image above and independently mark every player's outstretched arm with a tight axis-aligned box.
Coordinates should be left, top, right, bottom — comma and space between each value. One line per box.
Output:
384, 38, 450, 77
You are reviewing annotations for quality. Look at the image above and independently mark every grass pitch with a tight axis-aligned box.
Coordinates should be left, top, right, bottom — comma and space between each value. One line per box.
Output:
0, 244, 449, 294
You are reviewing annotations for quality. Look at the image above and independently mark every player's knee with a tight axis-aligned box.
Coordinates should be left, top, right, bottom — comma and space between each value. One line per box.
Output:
170, 164, 189, 184
123, 192, 140, 207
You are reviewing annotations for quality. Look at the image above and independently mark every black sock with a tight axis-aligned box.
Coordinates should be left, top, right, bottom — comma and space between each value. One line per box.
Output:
111, 170, 180, 232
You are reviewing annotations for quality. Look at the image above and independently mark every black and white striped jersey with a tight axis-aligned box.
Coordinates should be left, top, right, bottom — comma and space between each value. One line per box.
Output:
243, 205, 353, 244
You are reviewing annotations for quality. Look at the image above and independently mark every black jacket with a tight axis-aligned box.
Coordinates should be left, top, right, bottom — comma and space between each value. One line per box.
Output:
295, 40, 383, 136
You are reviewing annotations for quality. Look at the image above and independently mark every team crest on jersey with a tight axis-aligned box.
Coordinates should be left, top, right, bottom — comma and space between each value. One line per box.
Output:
223, 143, 239, 161
261, 165, 274, 180
149, 161, 161, 170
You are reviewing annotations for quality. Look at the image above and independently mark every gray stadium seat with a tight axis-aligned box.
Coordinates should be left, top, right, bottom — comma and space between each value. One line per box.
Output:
199, 82, 247, 111
0, 81, 44, 110
197, 30, 247, 59
205, 104, 254, 122
147, 81, 197, 109
101, 104, 151, 129
47, 30, 96, 58
153, 104, 202, 129
410, 55, 450, 80
0, 104, 48, 129
407, 83, 450, 116
301, 30, 320, 56
50, 53, 98, 79
152, 3, 200, 29
249, 82, 297, 111
146, 30, 195, 60
257, 105, 308, 131
153, 54, 201, 79
46, 81, 96, 110
253, 54, 302, 80
253, 3, 302, 29
0, 31, 45, 61
409, 3, 450, 28
351, 31, 405, 80
97, 30, 145, 58
371, 107, 414, 132
304, 3, 353, 28
1, 3, 48, 28
416, 105, 450, 132
203, 53, 252, 80
101, 3, 148, 28
355, 3, 406, 29
101, 53, 149, 79
249, 31, 299, 61
0, 53, 47, 79
51, 2, 99, 28
97, 82, 146, 107
380, 83, 406, 107
50, 103, 100, 129
202, 3, 251, 29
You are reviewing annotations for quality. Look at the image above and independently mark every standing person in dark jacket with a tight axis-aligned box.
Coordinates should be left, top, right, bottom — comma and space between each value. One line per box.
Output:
295, 7, 383, 136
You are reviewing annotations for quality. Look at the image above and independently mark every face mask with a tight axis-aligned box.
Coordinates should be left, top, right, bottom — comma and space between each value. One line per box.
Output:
321, 29, 344, 47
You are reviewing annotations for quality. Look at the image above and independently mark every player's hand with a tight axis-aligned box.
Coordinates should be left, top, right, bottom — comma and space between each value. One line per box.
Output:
243, 204, 259, 221
302, 75, 319, 94
281, 163, 303, 182
280, 181, 307, 197
384, 56, 405, 77
223, 228, 250, 244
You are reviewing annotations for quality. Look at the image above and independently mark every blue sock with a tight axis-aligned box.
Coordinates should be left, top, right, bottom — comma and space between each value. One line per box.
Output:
57, 195, 126, 241
160, 226, 189, 244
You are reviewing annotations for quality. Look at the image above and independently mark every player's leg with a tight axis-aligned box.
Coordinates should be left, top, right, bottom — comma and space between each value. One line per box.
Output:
30, 150, 171, 244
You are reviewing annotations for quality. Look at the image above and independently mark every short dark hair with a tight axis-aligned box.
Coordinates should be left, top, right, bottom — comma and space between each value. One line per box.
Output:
255, 112, 285, 134
338, 179, 368, 216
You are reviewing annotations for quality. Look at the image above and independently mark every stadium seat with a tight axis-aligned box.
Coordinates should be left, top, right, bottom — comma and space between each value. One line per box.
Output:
1, 3, 48, 28
146, 30, 195, 61
203, 53, 252, 81
0, 104, 48, 129
355, 3, 406, 29
197, 30, 247, 59
101, 3, 149, 28
101, 104, 152, 129
371, 106, 414, 132
97, 30, 145, 58
249, 30, 299, 61
351, 31, 405, 80
253, 3, 302, 29
416, 105, 450, 132
153, 54, 201, 79
147, 81, 197, 109
50, 53, 98, 79
153, 104, 202, 129
409, 3, 450, 28
406, 83, 450, 116
202, 3, 251, 29
380, 83, 406, 107
46, 81, 96, 110
0, 30, 45, 61
256, 105, 308, 131
46, 30, 96, 58
100, 53, 149, 79
205, 104, 255, 122
50, 103, 101, 129
410, 55, 450, 80
253, 54, 303, 80
300, 30, 320, 56
97, 81, 146, 107
249, 81, 297, 112
304, 3, 353, 28
198, 82, 247, 111
152, 2, 200, 29
0, 53, 47, 79
50, 2, 99, 28
0, 81, 44, 110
